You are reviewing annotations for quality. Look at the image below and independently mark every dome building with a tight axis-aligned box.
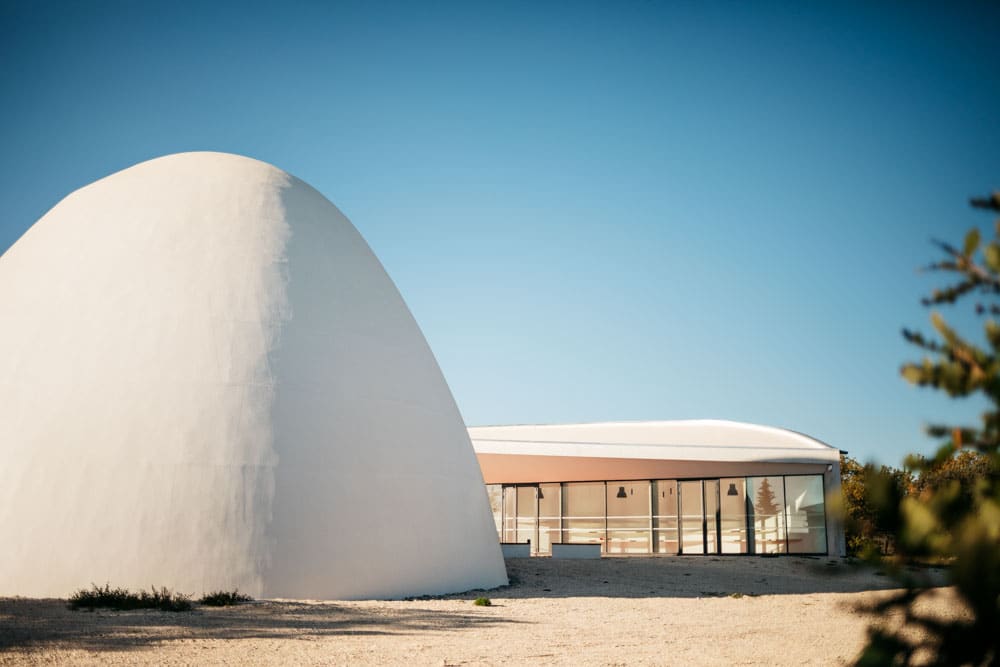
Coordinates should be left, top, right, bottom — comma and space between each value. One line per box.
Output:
0, 152, 507, 599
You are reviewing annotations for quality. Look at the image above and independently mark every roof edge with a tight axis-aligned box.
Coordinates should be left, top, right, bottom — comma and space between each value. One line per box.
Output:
467, 419, 838, 452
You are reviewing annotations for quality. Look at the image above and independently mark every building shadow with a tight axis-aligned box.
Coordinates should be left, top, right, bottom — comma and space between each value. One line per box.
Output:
0, 599, 521, 654
1, 557, 949, 655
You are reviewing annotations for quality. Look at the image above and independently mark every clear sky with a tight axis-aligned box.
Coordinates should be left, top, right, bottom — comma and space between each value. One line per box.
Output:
2, 1, 999, 465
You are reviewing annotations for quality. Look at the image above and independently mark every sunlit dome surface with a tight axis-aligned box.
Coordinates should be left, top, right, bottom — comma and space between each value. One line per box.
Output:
0, 152, 506, 599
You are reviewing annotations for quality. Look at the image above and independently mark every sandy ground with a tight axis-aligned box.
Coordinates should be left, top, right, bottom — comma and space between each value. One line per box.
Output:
0, 556, 961, 666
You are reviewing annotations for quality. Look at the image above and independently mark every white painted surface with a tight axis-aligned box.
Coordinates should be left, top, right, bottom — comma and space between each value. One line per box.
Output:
551, 544, 602, 559
469, 420, 840, 464
0, 152, 507, 599
500, 544, 531, 558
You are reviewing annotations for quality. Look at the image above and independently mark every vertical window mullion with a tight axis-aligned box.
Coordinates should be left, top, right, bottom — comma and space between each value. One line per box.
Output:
535, 486, 540, 555
647, 480, 653, 554
560, 483, 565, 544
603, 481, 608, 554
782, 477, 789, 554
701, 480, 707, 554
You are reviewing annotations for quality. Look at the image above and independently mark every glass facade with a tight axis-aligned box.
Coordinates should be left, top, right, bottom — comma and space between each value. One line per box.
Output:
785, 475, 827, 554
538, 483, 561, 554
606, 481, 650, 553
495, 474, 827, 555
679, 480, 705, 554
720, 478, 748, 554
748, 476, 786, 554
652, 480, 678, 553
486, 484, 503, 535
561, 482, 605, 545
502, 483, 516, 543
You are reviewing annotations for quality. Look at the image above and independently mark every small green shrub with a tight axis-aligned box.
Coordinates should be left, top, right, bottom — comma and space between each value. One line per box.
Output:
473, 597, 492, 606
69, 584, 192, 612
199, 590, 253, 606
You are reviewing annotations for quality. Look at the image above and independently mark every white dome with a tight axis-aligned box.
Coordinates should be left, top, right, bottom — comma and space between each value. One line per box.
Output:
0, 152, 506, 599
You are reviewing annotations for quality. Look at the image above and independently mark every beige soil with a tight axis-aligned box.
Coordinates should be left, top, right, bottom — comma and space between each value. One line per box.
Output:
0, 557, 961, 666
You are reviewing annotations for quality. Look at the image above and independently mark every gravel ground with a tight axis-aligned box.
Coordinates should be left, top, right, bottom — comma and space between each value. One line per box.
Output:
0, 556, 961, 666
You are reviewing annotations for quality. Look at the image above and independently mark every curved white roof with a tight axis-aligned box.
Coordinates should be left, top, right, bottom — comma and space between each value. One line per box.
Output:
469, 420, 840, 464
0, 152, 506, 599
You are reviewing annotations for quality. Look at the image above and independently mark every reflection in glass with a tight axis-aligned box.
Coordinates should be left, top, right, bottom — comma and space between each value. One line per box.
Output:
516, 486, 537, 546
502, 486, 517, 543
720, 478, 748, 553
562, 482, 606, 546
606, 480, 650, 553
496, 473, 828, 556
748, 476, 786, 553
538, 483, 561, 554
486, 484, 503, 536
679, 480, 704, 554
652, 480, 679, 553
785, 475, 827, 554
705, 480, 720, 554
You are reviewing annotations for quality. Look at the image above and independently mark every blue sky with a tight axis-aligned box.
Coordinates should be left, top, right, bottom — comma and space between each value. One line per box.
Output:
2, 1, 999, 465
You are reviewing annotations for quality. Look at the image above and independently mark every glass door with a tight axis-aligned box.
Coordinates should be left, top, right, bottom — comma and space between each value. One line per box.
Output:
705, 479, 720, 554
679, 480, 704, 554
679, 479, 723, 555
652, 480, 679, 553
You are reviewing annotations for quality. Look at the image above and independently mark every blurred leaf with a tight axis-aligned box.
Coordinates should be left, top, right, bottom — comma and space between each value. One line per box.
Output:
901, 364, 924, 384
985, 243, 1000, 273
964, 228, 980, 256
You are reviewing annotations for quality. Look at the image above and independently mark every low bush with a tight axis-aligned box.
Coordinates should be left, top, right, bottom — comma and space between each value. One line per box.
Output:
68, 584, 192, 612
199, 590, 253, 606
473, 597, 492, 606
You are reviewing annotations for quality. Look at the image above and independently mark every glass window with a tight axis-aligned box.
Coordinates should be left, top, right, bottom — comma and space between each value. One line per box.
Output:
720, 478, 748, 554
606, 481, 650, 553
486, 484, 503, 537
499, 475, 822, 556
537, 483, 561, 554
562, 482, 606, 545
748, 476, 786, 554
652, 480, 679, 553
679, 480, 705, 554
704, 480, 720, 554
516, 486, 537, 546
502, 486, 517, 543
784, 475, 827, 554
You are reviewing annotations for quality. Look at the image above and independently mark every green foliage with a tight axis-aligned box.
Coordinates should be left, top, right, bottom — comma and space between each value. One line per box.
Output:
839, 454, 912, 557
68, 584, 192, 612
199, 590, 253, 606
910, 450, 993, 503
473, 596, 492, 606
855, 192, 1000, 665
